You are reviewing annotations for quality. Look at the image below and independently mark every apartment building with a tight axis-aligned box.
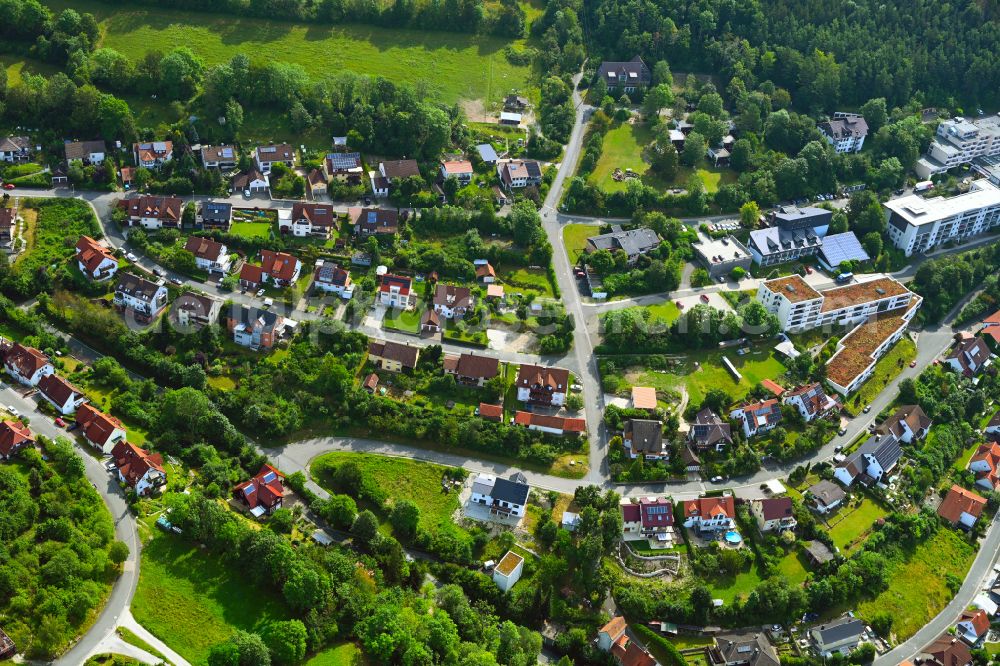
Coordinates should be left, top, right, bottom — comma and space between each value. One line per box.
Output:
915, 115, 1000, 179
818, 112, 869, 154
756, 275, 914, 333
884, 180, 1000, 256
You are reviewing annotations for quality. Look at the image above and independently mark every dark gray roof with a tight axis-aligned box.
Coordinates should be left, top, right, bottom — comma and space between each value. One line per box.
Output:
772, 206, 833, 230
690, 409, 732, 447
325, 152, 362, 170
807, 479, 846, 507
812, 616, 865, 647
820, 114, 869, 140
840, 433, 902, 477
714, 633, 780, 666
476, 144, 499, 162
595, 56, 651, 86
200, 202, 232, 223
491, 477, 529, 505
749, 226, 823, 257
625, 419, 663, 453
230, 304, 280, 329
115, 273, 163, 302
65, 140, 107, 161
587, 225, 660, 257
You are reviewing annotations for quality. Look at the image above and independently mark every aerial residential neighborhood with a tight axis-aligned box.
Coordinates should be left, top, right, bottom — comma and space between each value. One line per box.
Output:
1, 1, 1000, 665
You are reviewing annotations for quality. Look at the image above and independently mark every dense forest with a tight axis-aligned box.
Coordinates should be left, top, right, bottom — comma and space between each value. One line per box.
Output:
587, 0, 1000, 108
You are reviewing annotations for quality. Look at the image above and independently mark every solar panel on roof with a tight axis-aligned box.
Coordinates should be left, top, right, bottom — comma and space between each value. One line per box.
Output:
367, 212, 377, 222
221, 148, 233, 158
262, 471, 277, 483
245, 482, 256, 493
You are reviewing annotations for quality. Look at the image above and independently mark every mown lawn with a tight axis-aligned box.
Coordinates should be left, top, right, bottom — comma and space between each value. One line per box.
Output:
383, 307, 422, 333
228, 222, 272, 239
133, 533, 293, 666
857, 528, 976, 641
673, 164, 738, 194
707, 561, 765, 604
825, 498, 888, 554
627, 347, 787, 406
644, 300, 682, 325
562, 223, 598, 264
776, 549, 810, 586
590, 123, 665, 193
43, 0, 530, 104
1, 56, 58, 86
503, 267, 555, 297
843, 338, 916, 415
305, 643, 366, 666
311, 452, 462, 537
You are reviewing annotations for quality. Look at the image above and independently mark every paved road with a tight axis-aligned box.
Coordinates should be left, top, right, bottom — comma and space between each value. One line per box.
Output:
0, 381, 140, 666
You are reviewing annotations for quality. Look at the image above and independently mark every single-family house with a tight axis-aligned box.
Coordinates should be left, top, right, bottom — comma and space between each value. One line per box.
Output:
442, 353, 499, 387
783, 383, 838, 422
307, 169, 328, 198
595, 56, 652, 93
312, 261, 353, 298
810, 615, 867, 657
750, 497, 796, 533
945, 335, 992, 376
64, 140, 106, 165
76, 403, 127, 453
433, 284, 473, 319
877, 404, 931, 443
623, 419, 665, 459
172, 292, 221, 330
918, 634, 972, 666
497, 159, 542, 190
0, 135, 32, 162
476, 143, 499, 165
370, 159, 420, 195
478, 402, 503, 422
475, 261, 496, 283
255, 144, 295, 174
282, 203, 336, 238
499, 112, 522, 126
969, 442, 1000, 491
956, 610, 990, 646
133, 141, 173, 169
120, 165, 134, 187
201, 145, 237, 169
492, 551, 524, 592
440, 160, 474, 185
730, 399, 782, 438
834, 432, 902, 486
620, 497, 674, 540
255, 250, 302, 287
492, 186, 510, 206
806, 479, 847, 514
120, 195, 183, 229
598, 617, 627, 652
421, 308, 441, 333
323, 152, 363, 183
937, 485, 987, 529
114, 274, 168, 319
379, 274, 414, 309
196, 202, 232, 230
233, 464, 285, 516
232, 169, 269, 193
226, 305, 286, 349
37, 374, 87, 416
711, 633, 780, 666
184, 236, 231, 274
688, 408, 732, 451
368, 340, 420, 372
0, 420, 34, 460
350, 207, 398, 237
111, 440, 166, 496
682, 495, 736, 533
586, 225, 660, 265
610, 634, 657, 666
515, 364, 569, 406
2, 341, 54, 386
238, 263, 265, 290
513, 411, 587, 436
504, 94, 530, 111
470, 472, 530, 518
75, 236, 118, 281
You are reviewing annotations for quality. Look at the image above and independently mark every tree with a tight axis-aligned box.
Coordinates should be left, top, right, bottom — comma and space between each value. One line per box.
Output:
652, 60, 672, 87
650, 141, 679, 179
232, 630, 271, 666
389, 499, 421, 542
160, 47, 205, 100
264, 620, 307, 665
739, 201, 760, 229
682, 131, 706, 167
108, 540, 129, 565
730, 138, 753, 172
352, 510, 380, 545
322, 494, 357, 529
565, 393, 583, 411
643, 84, 673, 118
862, 232, 883, 259
859, 98, 888, 134
697, 92, 725, 118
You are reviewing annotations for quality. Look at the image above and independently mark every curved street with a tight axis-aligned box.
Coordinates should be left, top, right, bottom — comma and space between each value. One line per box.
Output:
21, 76, 998, 665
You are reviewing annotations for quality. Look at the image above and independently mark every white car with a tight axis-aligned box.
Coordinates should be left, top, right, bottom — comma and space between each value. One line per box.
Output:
126, 252, 138, 262
7, 405, 19, 418
255, 289, 266, 298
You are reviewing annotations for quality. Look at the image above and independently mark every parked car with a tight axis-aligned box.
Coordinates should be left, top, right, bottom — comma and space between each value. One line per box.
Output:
255, 289, 266, 297
710, 475, 724, 483
7, 406, 19, 418
675, 300, 684, 309
152, 268, 163, 277
909, 360, 916, 368
700, 294, 710, 303
126, 252, 138, 262
2, 183, 15, 190
838, 428, 847, 436
54, 417, 66, 427
863, 405, 872, 413
170, 277, 183, 285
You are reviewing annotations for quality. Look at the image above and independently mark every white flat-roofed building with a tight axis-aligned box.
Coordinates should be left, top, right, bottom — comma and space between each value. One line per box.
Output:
915, 115, 1000, 179
884, 180, 1000, 256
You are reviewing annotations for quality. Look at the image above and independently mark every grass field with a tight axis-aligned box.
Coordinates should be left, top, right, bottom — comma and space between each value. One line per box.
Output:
826, 499, 888, 554
503, 267, 556, 297
383, 307, 422, 334
562, 223, 598, 264
775, 549, 810, 586
644, 301, 682, 325
1, 56, 58, 87
627, 347, 787, 407
311, 452, 462, 537
305, 643, 366, 666
228, 222, 272, 239
857, 528, 976, 641
708, 561, 765, 604
133, 533, 292, 665
844, 338, 916, 415
590, 123, 661, 193
43, 0, 531, 105
674, 164, 738, 194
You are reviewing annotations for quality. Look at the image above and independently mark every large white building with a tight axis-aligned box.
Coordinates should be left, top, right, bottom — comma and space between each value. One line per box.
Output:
915, 115, 1000, 179
818, 112, 868, 154
884, 180, 1000, 256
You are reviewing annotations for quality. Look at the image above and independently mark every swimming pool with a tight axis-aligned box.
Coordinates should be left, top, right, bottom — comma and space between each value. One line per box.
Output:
724, 530, 742, 544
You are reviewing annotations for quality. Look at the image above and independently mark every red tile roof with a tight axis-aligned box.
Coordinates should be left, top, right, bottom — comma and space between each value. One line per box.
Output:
760, 379, 785, 396
516, 364, 569, 391
600, 616, 627, 640
37, 374, 83, 408
239, 262, 264, 285
184, 236, 226, 261
611, 635, 656, 666
234, 464, 285, 510
959, 609, 990, 637
622, 503, 641, 523
683, 495, 735, 520
478, 403, 503, 421
970, 442, 1000, 488
937, 485, 987, 525
0, 420, 34, 458
3, 342, 50, 379
379, 273, 411, 295
259, 250, 300, 283
76, 403, 124, 448
76, 236, 116, 276
513, 411, 586, 432
110, 440, 164, 488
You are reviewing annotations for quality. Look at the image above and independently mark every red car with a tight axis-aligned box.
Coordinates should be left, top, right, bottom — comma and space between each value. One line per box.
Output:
675, 300, 684, 309
804, 265, 813, 274
54, 417, 66, 427
700, 294, 710, 303
2, 183, 14, 190
909, 360, 916, 368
